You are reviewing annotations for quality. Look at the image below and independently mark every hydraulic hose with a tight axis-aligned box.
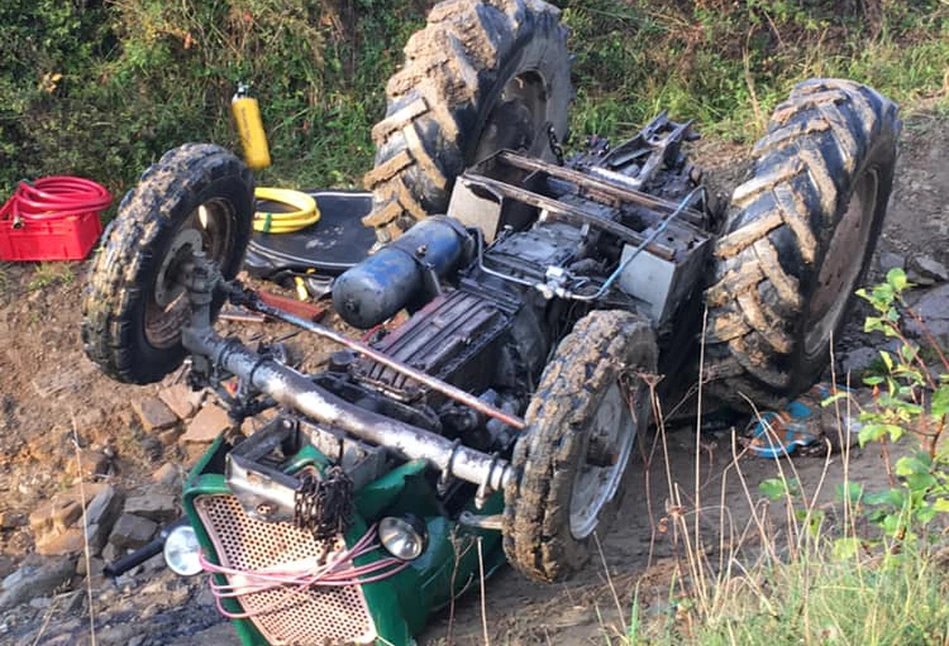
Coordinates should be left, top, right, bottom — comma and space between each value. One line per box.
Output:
253, 187, 320, 234
0, 176, 111, 224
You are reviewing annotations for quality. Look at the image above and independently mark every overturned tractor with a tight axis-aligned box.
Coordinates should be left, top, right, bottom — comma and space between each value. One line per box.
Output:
81, 1, 898, 644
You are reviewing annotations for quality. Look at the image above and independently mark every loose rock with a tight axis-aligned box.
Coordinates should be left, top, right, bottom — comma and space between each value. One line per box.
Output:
124, 491, 178, 524
878, 251, 906, 273
35, 528, 85, 556
70, 449, 111, 480
911, 254, 949, 283
131, 397, 178, 433
158, 384, 203, 420
30, 498, 82, 538
905, 284, 949, 349
0, 556, 76, 610
180, 403, 231, 444
85, 485, 124, 532
31, 484, 122, 556
0, 511, 26, 530
152, 463, 183, 488
76, 556, 104, 578
839, 346, 881, 375
109, 514, 158, 551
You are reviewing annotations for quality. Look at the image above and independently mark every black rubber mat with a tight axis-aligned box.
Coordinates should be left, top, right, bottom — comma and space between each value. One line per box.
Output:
243, 190, 375, 279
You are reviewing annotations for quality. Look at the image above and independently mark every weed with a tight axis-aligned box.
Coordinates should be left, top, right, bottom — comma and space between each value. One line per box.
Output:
26, 262, 74, 291
613, 268, 949, 645
2, 1, 947, 204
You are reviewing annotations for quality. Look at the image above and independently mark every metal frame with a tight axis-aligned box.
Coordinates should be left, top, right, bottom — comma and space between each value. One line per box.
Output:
178, 253, 514, 503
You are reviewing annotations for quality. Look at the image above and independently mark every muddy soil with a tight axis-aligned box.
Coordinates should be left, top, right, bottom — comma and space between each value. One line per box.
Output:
0, 109, 946, 645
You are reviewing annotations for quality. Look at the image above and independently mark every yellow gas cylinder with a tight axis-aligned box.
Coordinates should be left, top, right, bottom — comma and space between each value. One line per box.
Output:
231, 83, 272, 170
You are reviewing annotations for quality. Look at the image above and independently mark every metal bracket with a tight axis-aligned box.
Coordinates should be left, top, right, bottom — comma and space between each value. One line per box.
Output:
224, 422, 301, 523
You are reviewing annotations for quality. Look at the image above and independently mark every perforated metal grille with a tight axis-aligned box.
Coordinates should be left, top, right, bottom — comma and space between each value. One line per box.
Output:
194, 494, 377, 645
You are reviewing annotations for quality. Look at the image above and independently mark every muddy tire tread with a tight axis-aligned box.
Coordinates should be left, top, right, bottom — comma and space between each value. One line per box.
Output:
363, 0, 570, 242
704, 79, 899, 409
503, 310, 657, 582
81, 144, 254, 384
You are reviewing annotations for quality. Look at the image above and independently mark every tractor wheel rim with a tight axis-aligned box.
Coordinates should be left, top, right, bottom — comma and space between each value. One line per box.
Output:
569, 381, 635, 540
473, 69, 550, 164
804, 169, 879, 357
144, 198, 234, 348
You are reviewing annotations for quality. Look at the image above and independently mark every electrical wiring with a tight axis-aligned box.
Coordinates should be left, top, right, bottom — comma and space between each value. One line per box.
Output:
198, 523, 409, 620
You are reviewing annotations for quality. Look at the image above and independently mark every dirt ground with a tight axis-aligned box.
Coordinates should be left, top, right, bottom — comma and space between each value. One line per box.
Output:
0, 107, 946, 645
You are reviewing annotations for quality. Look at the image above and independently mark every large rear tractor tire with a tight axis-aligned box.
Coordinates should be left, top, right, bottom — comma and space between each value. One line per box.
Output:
704, 79, 900, 409
362, 0, 572, 243
81, 144, 254, 384
503, 310, 657, 582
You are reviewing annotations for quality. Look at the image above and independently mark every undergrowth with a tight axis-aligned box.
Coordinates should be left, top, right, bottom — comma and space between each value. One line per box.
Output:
1, 0, 947, 209
614, 269, 949, 645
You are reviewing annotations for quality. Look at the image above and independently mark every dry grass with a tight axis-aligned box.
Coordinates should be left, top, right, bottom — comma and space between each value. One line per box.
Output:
606, 329, 949, 646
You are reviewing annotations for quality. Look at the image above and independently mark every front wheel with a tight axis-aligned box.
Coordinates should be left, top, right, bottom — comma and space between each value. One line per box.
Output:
81, 144, 254, 384
502, 310, 658, 582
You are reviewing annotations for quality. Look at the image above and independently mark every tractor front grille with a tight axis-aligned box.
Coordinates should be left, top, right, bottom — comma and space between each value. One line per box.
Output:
194, 494, 377, 646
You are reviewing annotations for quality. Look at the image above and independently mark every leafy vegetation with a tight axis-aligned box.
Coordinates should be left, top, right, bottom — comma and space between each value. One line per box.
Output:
1, 0, 947, 212
849, 268, 949, 545
618, 269, 949, 644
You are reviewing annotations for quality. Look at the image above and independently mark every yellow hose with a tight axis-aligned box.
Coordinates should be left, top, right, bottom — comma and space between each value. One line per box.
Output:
254, 187, 320, 233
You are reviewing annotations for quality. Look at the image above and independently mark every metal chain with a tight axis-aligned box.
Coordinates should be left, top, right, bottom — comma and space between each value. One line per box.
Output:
546, 122, 565, 166
293, 467, 354, 544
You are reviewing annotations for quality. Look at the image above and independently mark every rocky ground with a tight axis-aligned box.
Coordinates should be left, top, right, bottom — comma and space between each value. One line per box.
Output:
0, 109, 946, 646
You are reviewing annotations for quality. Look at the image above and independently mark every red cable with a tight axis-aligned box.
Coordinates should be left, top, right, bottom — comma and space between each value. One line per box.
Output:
0, 176, 111, 223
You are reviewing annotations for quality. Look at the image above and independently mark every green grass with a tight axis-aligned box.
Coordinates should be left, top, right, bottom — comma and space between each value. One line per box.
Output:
683, 552, 948, 644
0, 0, 947, 210
609, 434, 949, 646
559, 0, 949, 146
623, 542, 949, 645
26, 262, 74, 291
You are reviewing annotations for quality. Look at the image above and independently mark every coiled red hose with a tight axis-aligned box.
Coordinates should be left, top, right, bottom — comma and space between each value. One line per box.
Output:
0, 176, 111, 224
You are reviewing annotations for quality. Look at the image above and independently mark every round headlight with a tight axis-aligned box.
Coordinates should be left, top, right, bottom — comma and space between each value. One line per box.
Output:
163, 524, 202, 576
378, 515, 428, 561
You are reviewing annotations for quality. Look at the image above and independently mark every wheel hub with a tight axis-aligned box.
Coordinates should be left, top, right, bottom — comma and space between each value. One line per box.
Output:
569, 382, 636, 539
144, 199, 235, 348
154, 228, 202, 307
473, 70, 549, 164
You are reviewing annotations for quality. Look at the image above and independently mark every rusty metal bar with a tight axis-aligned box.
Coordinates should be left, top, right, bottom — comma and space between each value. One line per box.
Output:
182, 325, 513, 492
496, 151, 706, 227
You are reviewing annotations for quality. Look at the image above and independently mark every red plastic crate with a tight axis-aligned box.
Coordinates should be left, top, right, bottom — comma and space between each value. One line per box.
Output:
0, 210, 103, 261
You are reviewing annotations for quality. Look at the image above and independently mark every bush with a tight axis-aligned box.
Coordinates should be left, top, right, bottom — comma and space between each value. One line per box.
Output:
0, 0, 423, 204
1, 0, 947, 211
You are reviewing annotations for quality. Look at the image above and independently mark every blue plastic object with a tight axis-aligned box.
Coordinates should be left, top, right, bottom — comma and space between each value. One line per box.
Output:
746, 383, 846, 458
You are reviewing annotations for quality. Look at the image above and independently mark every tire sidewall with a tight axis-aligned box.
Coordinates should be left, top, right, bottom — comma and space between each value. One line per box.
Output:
550, 354, 653, 571
463, 17, 571, 166
504, 312, 657, 581
793, 130, 897, 389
